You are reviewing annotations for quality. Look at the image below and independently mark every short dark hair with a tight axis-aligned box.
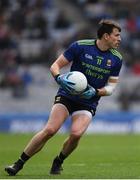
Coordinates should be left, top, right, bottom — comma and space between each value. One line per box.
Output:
97, 19, 121, 39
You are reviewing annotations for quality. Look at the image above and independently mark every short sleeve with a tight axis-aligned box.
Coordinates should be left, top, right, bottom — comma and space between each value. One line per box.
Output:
110, 58, 123, 76
63, 41, 79, 62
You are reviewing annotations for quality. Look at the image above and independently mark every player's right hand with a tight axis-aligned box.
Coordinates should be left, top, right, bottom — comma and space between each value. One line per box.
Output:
79, 84, 97, 99
55, 73, 75, 93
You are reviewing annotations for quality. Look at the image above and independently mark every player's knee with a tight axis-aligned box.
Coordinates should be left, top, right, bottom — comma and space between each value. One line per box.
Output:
42, 126, 57, 138
71, 132, 82, 140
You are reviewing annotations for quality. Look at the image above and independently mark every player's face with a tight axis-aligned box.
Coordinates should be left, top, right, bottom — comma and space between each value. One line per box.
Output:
107, 28, 121, 49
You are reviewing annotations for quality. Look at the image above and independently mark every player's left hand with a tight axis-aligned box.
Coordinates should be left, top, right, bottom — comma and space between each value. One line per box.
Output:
79, 85, 98, 99
56, 73, 75, 93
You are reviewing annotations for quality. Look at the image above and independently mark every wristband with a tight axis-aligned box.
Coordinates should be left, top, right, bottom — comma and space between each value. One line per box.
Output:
95, 89, 99, 96
54, 74, 60, 82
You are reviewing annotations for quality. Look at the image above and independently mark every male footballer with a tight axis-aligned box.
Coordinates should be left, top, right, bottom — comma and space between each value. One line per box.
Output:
5, 19, 123, 176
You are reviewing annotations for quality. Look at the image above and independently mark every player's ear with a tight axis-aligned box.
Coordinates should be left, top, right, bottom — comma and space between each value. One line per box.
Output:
104, 33, 110, 40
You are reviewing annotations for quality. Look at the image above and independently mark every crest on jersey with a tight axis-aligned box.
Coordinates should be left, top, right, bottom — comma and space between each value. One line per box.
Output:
107, 59, 112, 66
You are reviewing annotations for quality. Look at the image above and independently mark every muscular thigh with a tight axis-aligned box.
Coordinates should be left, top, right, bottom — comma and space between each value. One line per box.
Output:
44, 103, 69, 132
71, 111, 92, 136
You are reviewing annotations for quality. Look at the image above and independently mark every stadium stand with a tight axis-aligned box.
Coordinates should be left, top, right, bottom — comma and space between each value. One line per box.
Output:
0, 0, 140, 114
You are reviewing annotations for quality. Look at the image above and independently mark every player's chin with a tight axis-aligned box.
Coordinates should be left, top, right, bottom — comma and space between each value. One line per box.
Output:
113, 44, 119, 49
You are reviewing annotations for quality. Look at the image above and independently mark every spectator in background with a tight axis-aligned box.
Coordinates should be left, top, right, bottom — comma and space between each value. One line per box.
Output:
54, 10, 72, 30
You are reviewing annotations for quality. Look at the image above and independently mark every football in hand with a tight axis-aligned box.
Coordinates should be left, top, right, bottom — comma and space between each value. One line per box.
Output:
67, 71, 87, 95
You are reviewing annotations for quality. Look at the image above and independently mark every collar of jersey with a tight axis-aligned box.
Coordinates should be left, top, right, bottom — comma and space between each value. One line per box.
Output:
95, 40, 109, 53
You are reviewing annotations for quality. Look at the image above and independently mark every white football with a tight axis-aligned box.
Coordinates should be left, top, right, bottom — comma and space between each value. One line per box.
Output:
67, 71, 87, 94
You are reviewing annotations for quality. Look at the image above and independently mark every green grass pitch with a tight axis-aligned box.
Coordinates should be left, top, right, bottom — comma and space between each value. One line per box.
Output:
0, 133, 140, 179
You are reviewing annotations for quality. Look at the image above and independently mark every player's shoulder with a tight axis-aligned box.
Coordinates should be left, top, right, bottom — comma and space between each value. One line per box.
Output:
109, 48, 123, 60
77, 39, 96, 46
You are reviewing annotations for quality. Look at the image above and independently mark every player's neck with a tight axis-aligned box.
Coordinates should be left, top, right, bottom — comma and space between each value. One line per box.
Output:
96, 39, 109, 52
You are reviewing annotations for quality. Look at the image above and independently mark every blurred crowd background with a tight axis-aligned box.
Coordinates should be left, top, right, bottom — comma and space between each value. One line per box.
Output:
0, 0, 140, 113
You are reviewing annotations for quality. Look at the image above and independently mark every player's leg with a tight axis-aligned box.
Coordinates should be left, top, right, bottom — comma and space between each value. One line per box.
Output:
24, 103, 69, 156
50, 110, 92, 174
5, 103, 69, 176
62, 110, 92, 156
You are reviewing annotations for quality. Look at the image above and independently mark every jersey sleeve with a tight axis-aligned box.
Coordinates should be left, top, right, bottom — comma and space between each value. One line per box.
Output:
110, 58, 123, 76
63, 41, 79, 62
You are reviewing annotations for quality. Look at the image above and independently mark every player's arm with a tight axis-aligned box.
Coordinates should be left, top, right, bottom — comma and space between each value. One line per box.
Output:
97, 76, 119, 96
50, 54, 75, 92
80, 76, 119, 99
50, 54, 70, 77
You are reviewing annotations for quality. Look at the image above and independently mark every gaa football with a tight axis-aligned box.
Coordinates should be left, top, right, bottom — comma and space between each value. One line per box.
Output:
67, 71, 87, 94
